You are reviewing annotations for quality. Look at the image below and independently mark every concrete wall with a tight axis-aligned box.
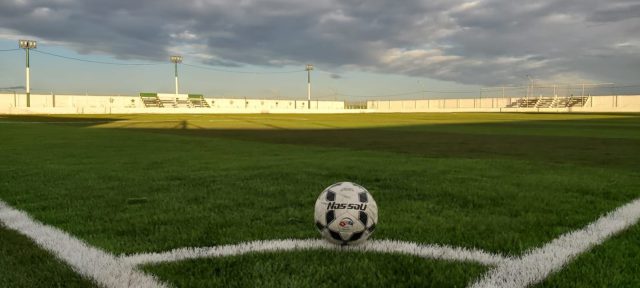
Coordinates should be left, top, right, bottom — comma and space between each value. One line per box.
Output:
0, 93, 142, 109
2, 93, 639, 114
208, 98, 344, 111
0, 93, 347, 114
368, 95, 640, 113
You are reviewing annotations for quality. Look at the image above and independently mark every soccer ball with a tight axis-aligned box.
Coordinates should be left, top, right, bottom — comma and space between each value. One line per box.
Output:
314, 182, 378, 245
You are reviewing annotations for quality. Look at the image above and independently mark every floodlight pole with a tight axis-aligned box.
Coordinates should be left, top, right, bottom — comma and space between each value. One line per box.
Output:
26, 47, 30, 106
526, 74, 534, 108
175, 62, 178, 94
306, 64, 313, 109
19, 40, 37, 107
418, 80, 426, 99
170, 56, 183, 95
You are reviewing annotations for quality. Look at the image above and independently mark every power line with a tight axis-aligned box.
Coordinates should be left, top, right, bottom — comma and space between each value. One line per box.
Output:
0, 48, 20, 52
338, 89, 478, 98
32, 50, 163, 66
182, 63, 305, 74
338, 90, 422, 98
13, 48, 307, 74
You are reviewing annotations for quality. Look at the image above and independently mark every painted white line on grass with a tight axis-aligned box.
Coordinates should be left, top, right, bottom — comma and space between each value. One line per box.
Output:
0, 119, 238, 124
112, 119, 238, 123
354, 239, 508, 265
121, 238, 508, 267
3, 195, 640, 288
472, 197, 640, 288
240, 116, 310, 121
0, 121, 112, 124
0, 200, 168, 288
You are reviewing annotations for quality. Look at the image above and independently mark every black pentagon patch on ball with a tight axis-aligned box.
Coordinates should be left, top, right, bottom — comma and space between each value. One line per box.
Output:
326, 210, 335, 225
315, 221, 325, 231
349, 231, 364, 242
367, 223, 376, 233
326, 190, 336, 201
358, 192, 368, 203
329, 229, 343, 241
359, 211, 368, 226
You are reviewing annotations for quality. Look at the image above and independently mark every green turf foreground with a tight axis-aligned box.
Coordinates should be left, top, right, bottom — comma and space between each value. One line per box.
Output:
0, 224, 95, 288
537, 223, 640, 287
0, 113, 639, 287
142, 251, 487, 288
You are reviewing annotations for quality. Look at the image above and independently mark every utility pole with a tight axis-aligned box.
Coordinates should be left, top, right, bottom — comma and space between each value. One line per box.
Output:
306, 64, 314, 109
19, 40, 37, 107
170, 56, 183, 95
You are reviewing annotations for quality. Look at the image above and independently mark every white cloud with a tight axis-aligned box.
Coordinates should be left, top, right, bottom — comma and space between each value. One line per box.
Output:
170, 30, 198, 41
380, 48, 461, 67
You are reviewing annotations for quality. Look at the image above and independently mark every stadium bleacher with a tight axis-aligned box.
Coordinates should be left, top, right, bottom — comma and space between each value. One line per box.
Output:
188, 94, 210, 108
140, 93, 163, 107
140, 93, 209, 108
506, 96, 590, 108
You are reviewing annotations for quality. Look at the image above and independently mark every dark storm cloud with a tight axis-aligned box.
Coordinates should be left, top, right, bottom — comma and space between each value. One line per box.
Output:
1, 0, 638, 85
588, 2, 640, 23
0, 86, 25, 90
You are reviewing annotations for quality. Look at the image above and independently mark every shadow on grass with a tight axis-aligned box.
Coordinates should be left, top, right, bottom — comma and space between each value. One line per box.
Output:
168, 128, 639, 169
3, 114, 640, 170
0, 115, 122, 127
131, 116, 640, 170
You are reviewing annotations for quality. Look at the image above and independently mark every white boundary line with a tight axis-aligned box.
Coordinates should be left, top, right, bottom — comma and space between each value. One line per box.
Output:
0, 119, 239, 124
472, 198, 640, 288
2, 198, 640, 288
0, 121, 112, 124
0, 198, 504, 288
0, 117, 311, 125
0, 200, 168, 288
121, 239, 508, 267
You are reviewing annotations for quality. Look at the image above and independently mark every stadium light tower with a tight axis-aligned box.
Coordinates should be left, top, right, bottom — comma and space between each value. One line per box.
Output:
19, 39, 37, 107
526, 75, 534, 92
526, 74, 535, 107
306, 64, 314, 109
170, 55, 183, 95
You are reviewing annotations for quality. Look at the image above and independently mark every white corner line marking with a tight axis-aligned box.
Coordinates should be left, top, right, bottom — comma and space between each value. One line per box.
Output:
2, 197, 640, 288
120, 238, 508, 267
0, 200, 168, 288
472, 197, 640, 288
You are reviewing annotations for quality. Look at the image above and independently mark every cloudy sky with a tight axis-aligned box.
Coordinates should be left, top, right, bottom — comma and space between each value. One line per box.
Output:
0, 0, 638, 98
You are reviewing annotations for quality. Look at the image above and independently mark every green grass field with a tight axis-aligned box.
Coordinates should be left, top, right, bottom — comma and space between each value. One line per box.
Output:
0, 113, 639, 287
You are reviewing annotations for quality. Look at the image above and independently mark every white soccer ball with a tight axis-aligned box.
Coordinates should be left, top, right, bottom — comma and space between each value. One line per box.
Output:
314, 182, 378, 245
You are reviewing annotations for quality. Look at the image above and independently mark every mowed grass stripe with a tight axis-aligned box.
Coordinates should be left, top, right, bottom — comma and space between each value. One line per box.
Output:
35, 113, 636, 169
152, 126, 640, 170
4, 113, 640, 138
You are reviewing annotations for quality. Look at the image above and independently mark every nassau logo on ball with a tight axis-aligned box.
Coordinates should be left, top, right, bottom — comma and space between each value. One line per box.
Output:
314, 182, 378, 245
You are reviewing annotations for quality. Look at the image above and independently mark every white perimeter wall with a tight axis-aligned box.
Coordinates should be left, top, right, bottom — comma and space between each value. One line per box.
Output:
368, 95, 640, 113
0, 93, 346, 114
1, 93, 639, 114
